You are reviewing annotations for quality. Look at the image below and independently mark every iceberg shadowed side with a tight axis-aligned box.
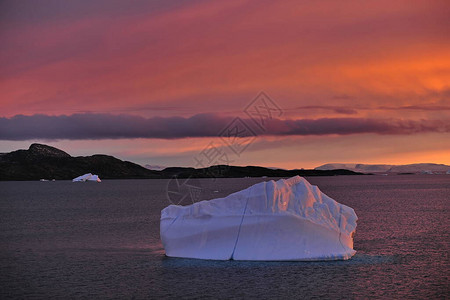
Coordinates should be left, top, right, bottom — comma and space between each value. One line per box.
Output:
160, 176, 357, 261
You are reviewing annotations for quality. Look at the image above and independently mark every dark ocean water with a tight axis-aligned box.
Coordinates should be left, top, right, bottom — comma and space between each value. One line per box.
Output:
0, 175, 449, 299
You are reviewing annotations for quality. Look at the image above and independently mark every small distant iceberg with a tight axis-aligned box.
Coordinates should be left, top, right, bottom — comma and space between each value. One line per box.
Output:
72, 173, 101, 182
421, 170, 433, 175
160, 176, 357, 261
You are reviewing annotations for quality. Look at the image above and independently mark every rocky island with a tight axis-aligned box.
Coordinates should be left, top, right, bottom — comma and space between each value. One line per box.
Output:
0, 144, 363, 181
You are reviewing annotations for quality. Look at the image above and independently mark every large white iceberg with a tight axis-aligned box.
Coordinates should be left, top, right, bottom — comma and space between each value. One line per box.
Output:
72, 173, 101, 182
160, 176, 357, 261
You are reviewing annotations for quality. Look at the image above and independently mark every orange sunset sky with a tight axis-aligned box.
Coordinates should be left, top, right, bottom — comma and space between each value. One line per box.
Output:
1, 0, 449, 169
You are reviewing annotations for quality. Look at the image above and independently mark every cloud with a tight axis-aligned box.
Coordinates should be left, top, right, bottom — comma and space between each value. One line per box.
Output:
264, 118, 450, 135
295, 105, 358, 115
0, 113, 449, 141
379, 105, 450, 111
291, 101, 450, 115
1, 0, 449, 118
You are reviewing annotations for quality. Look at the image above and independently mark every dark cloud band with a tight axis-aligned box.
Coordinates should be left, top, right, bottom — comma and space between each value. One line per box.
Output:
0, 113, 448, 140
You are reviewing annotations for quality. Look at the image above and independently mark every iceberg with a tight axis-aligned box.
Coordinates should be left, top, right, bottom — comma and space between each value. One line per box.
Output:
72, 173, 101, 182
160, 176, 357, 261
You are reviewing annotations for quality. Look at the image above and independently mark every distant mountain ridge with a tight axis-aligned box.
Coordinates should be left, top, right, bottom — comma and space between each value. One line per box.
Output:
315, 163, 450, 174
0, 143, 362, 180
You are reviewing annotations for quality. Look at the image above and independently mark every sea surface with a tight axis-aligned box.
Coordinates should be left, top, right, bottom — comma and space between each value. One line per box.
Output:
0, 175, 449, 299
